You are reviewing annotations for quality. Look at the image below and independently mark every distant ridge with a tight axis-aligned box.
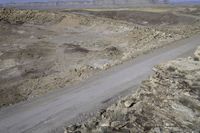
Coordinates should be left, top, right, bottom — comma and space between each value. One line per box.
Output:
1, 0, 199, 9
0, 0, 164, 9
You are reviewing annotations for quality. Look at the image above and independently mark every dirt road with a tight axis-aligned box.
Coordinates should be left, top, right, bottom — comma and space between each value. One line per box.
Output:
0, 34, 200, 133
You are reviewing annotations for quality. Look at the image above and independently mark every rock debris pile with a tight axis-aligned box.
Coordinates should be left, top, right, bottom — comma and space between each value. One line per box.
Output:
65, 47, 200, 133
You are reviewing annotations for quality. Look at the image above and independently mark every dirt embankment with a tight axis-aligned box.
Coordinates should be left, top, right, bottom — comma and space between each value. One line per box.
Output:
178, 6, 200, 17
0, 8, 64, 25
0, 7, 200, 107
65, 47, 200, 133
80, 10, 194, 25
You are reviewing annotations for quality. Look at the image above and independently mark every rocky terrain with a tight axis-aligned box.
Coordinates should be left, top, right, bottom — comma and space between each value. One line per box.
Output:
0, 7, 200, 107
64, 47, 200, 133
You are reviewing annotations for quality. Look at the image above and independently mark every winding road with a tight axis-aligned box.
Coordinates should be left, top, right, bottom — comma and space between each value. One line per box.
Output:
0, 35, 200, 133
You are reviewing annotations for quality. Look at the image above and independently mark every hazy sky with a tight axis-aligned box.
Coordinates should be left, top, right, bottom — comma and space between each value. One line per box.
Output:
0, 0, 91, 3
0, 0, 200, 4
170, 0, 200, 3
0, 0, 47, 3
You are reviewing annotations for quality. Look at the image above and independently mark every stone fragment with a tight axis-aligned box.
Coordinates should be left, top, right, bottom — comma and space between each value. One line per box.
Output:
111, 121, 121, 127
67, 124, 78, 132
97, 126, 113, 133
124, 99, 135, 108
194, 46, 200, 60
99, 120, 110, 127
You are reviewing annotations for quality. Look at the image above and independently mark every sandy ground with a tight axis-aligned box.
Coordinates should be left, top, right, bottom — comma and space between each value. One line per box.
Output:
0, 6, 200, 107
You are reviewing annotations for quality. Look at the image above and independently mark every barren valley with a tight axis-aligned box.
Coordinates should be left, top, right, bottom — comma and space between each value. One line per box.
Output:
0, 6, 200, 108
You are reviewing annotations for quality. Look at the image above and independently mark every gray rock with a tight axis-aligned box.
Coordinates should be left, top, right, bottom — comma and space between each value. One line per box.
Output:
97, 127, 113, 133
67, 124, 78, 132
111, 121, 121, 127
153, 127, 161, 133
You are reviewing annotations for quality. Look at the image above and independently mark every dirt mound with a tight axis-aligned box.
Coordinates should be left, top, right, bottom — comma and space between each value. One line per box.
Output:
0, 8, 64, 25
179, 6, 200, 17
65, 47, 200, 133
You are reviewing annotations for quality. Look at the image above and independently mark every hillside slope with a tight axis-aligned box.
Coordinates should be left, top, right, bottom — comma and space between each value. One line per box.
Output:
65, 47, 200, 133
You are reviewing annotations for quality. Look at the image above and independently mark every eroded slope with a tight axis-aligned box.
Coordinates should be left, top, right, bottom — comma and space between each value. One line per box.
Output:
65, 47, 200, 133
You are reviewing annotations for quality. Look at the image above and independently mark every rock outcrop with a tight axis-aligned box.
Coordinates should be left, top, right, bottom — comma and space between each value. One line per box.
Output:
65, 47, 200, 133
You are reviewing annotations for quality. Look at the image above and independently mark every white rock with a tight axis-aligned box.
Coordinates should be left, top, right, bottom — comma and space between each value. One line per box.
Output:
124, 100, 134, 108
17, 30, 25, 34
99, 120, 110, 127
111, 121, 121, 127
194, 46, 200, 60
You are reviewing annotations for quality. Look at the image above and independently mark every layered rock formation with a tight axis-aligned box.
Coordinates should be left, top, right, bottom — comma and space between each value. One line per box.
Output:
65, 47, 200, 133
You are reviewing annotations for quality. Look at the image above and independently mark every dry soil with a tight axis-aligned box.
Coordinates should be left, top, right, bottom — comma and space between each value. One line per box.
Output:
0, 7, 200, 107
